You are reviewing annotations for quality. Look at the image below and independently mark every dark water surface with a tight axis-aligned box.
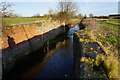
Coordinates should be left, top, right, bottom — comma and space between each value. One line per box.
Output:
28, 38, 73, 79
23, 25, 79, 79
3, 25, 80, 80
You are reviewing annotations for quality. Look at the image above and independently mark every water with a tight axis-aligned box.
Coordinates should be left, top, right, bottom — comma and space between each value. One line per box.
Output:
31, 39, 73, 79
3, 25, 80, 80
23, 25, 79, 79
68, 25, 80, 37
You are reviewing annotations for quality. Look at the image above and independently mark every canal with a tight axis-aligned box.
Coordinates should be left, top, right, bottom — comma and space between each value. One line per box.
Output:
3, 25, 80, 80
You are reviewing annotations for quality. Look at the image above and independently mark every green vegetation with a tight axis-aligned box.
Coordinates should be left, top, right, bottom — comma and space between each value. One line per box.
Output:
96, 20, 119, 78
3, 18, 46, 25
43, 40, 57, 47
98, 20, 119, 31
52, 1, 79, 25
97, 19, 119, 46
108, 19, 118, 23
80, 53, 118, 78
83, 19, 119, 78
97, 36, 119, 44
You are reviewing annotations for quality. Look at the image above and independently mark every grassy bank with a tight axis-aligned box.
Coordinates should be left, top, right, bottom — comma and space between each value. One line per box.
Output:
3, 18, 46, 25
108, 19, 119, 23
82, 19, 119, 78
97, 19, 119, 53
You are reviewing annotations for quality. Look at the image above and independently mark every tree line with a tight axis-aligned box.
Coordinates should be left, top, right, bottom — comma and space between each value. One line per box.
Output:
0, 0, 109, 26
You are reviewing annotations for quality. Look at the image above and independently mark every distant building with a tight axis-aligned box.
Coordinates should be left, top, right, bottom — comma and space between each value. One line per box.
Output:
109, 14, 120, 19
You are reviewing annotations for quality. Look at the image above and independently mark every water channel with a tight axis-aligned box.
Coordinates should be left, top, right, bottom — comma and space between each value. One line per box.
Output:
3, 25, 80, 80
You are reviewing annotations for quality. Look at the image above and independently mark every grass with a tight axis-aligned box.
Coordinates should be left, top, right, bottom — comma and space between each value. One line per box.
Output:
3, 17, 46, 25
108, 19, 119, 23
97, 19, 119, 78
80, 54, 118, 78
95, 19, 119, 46
97, 19, 119, 48
98, 20, 119, 31
83, 19, 119, 79
97, 36, 119, 44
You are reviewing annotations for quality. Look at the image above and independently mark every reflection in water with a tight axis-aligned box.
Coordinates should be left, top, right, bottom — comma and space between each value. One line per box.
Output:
3, 25, 79, 80
22, 25, 79, 79
22, 38, 73, 79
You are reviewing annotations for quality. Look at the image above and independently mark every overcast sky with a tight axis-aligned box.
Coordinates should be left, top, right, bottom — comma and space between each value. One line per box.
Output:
0, 0, 119, 17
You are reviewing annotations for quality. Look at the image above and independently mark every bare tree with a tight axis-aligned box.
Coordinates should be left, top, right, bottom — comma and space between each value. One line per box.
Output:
57, 0, 79, 24
0, 1, 14, 17
58, 0, 79, 17
89, 14, 94, 18
0, 1, 14, 37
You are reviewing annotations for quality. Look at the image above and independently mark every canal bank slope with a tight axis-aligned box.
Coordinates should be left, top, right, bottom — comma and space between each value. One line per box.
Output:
1, 21, 69, 75
73, 19, 108, 79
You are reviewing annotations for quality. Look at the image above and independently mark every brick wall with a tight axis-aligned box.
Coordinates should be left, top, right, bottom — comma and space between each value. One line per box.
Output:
1, 21, 62, 50
2, 21, 66, 72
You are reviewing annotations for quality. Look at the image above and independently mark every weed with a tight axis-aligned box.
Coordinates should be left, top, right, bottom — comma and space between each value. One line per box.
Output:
82, 19, 119, 79
80, 53, 118, 78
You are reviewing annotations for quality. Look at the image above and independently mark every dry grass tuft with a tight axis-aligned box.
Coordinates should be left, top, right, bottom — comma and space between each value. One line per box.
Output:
80, 53, 118, 78
82, 19, 119, 79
